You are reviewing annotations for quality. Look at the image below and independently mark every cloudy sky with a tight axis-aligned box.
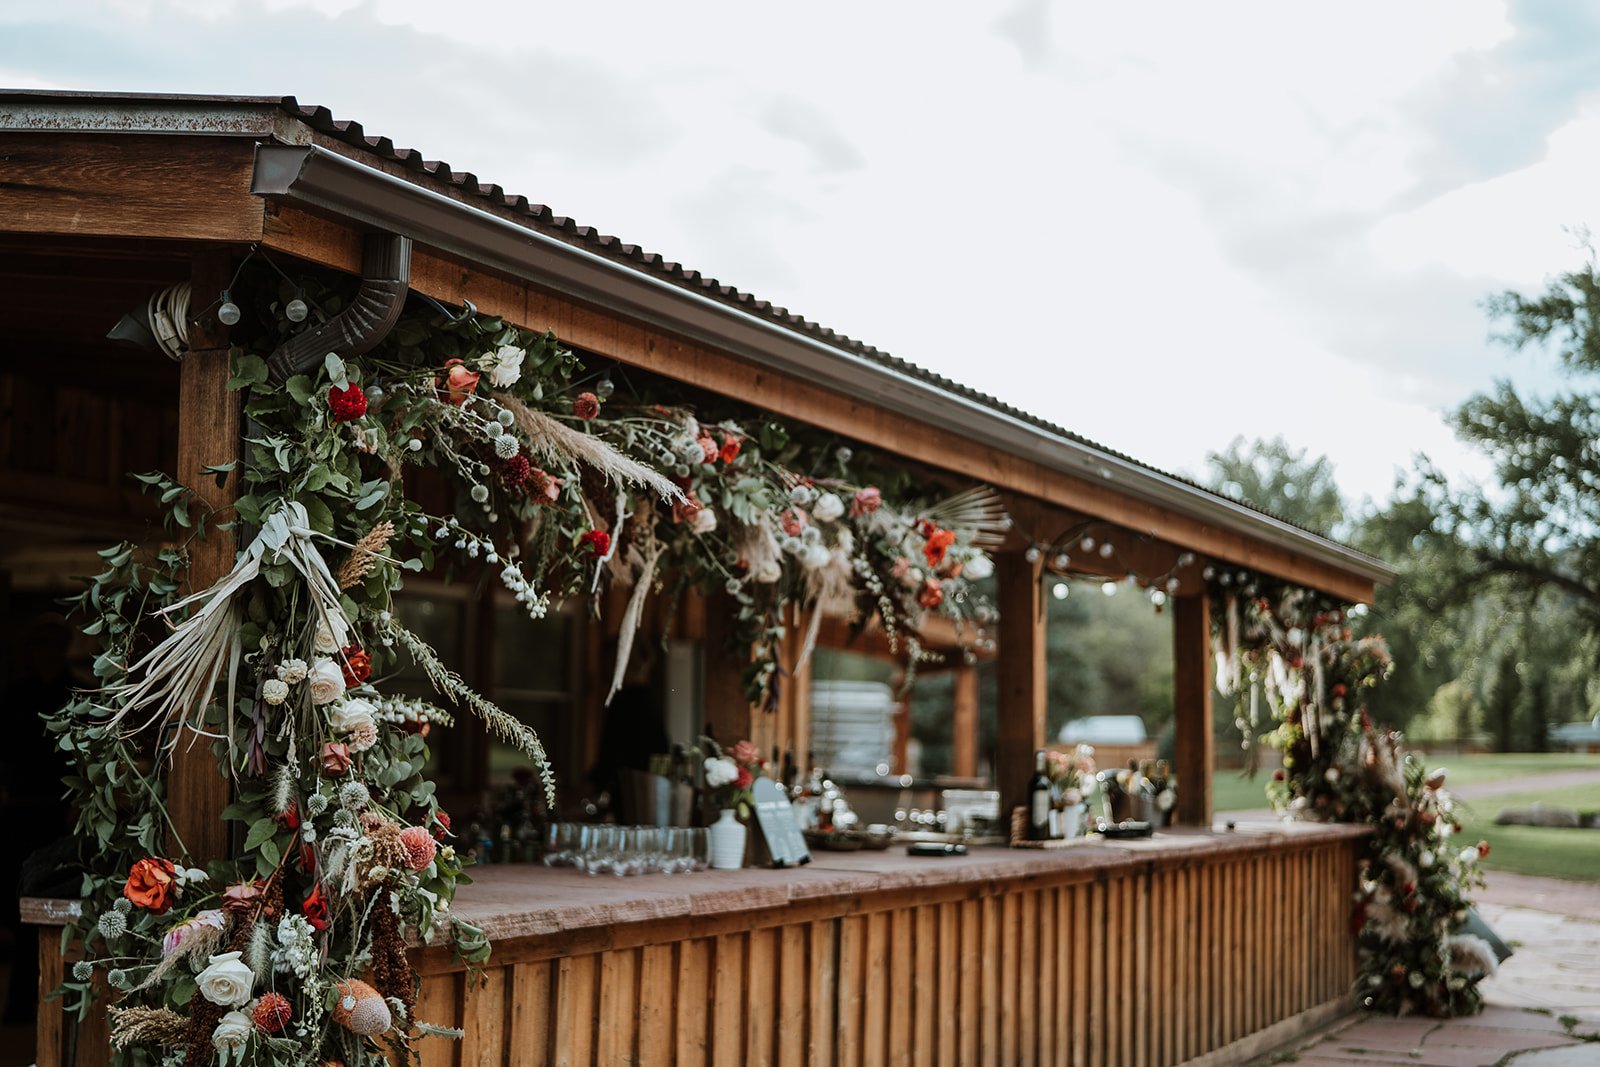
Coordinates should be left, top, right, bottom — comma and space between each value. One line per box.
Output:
4, 0, 1595, 507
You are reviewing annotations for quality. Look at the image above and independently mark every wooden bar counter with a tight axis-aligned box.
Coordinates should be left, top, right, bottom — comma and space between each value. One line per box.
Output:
25, 822, 1364, 1067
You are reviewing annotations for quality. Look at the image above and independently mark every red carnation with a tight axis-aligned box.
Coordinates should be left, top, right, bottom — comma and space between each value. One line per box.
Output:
339, 645, 372, 688
580, 530, 611, 558
495, 452, 532, 490
734, 767, 754, 789
328, 384, 368, 422
573, 392, 601, 420
301, 885, 330, 932
719, 435, 741, 464
924, 527, 956, 568
433, 810, 452, 840
278, 802, 300, 831
253, 992, 293, 1034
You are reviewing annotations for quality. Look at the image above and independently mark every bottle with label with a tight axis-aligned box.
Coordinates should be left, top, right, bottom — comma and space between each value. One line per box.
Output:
1026, 750, 1053, 841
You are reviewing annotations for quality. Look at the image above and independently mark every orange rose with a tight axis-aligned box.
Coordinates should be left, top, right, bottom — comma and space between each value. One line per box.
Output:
438, 359, 480, 407
123, 857, 177, 914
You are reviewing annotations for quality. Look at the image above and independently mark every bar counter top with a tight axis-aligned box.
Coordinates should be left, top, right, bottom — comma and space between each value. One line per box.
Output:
20, 820, 1367, 944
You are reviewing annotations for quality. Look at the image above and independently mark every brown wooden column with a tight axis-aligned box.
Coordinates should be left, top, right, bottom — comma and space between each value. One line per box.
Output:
995, 551, 1046, 823
1173, 591, 1214, 827
951, 663, 979, 778
168, 249, 238, 864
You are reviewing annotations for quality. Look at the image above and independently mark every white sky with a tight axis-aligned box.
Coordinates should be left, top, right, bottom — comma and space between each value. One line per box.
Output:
4, 0, 1597, 507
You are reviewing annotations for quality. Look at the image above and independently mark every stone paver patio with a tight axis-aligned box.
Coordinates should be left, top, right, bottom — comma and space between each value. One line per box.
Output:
1249, 889, 1600, 1066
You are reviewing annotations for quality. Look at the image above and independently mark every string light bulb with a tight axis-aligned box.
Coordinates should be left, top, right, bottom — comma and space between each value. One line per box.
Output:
1079, 535, 1096, 552
1024, 545, 1042, 563
1101, 581, 1119, 597
216, 290, 241, 326
596, 376, 615, 399
285, 293, 309, 323
1051, 582, 1069, 601
1098, 541, 1115, 558
1053, 553, 1071, 570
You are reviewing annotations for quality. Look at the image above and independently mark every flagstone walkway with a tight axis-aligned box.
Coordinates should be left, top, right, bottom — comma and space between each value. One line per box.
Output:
1249, 890, 1600, 1066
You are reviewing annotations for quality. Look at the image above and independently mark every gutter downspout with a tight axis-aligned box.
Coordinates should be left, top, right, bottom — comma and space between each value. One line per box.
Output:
265, 232, 412, 382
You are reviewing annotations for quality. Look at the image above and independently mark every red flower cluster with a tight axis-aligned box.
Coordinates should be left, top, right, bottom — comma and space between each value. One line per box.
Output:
918, 579, 944, 610
327, 384, 368, 422
580, 530, 611, 558
433, 810, 452, 840
301, 886, 330, 932
340, 645, 372, 688
697, 434, 719, 463
253, 992, 293, 1034
123, 857, 176, 913
573, 391, 601, 420
719, 435, 741, 464
923, 526, 956, 568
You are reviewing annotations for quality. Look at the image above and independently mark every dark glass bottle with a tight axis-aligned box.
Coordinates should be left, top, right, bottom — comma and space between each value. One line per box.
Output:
1026, 750, 1053, 841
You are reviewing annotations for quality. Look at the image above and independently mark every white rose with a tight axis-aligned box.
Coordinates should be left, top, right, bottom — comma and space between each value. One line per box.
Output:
329, 697, 377, 735
196, 951, 254, 1007
691, 508, 718, 535
307, 658, 346, 706
211, 1009, 253, 1051
703, 757, 738, 789
487, 344, 525, 388
812, 492, 844, 522
314, 621, 342, 654
754, 559, 782, 584
262, 679, 290, 706
963, 554, 994, 581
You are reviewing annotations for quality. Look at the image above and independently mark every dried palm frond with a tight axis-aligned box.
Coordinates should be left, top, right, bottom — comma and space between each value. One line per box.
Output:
102, 502, 352, 763
110, 1006, 189, 1050
501, 397, 683, 504
794, 543, 857, 674
337, 521, 395, 589
918, 486, 1011, 548
607, 534, 663, 706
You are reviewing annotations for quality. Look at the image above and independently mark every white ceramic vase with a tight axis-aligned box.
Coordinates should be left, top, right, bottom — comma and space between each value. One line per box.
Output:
1060, 803, 1085, 840
709, 808, 746, 870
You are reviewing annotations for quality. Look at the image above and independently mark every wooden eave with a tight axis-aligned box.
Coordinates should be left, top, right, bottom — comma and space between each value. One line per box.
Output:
0, 115, 1392, 604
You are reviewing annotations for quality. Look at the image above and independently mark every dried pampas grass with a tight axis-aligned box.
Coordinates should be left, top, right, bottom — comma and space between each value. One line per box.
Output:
110, 1006, 189, 1050
337, 521, 395, 589
502, 397, 683, 504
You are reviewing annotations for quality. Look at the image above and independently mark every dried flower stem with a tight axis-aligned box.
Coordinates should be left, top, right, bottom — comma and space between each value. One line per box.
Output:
337, 521, 396, 589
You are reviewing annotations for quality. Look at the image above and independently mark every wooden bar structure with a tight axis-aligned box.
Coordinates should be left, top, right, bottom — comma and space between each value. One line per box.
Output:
2, 92, 1396, 1067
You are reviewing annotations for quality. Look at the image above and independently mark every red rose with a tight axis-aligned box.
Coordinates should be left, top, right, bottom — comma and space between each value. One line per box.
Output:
1477, 840, 1490, 858
918, 579, 944, 610
1332, 684, 1347, 699
123, 857, 177, 914
850, 487, 882, 516
320, 741, 352, 775
734, 767, 753, 789
433, 810, 452, 840
438, 358, 480, 407
573, 392, 601, 420
327, 384, 368, 422
301, 886, 330, 932
339, 646, 372, 688
719, 435, 741, 464
580, 530, 611, 558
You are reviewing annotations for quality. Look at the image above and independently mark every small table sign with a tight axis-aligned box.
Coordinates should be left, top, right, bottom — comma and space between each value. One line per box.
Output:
751, 777, 811, 867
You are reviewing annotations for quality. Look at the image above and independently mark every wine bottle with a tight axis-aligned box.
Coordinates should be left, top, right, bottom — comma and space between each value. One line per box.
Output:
1026, 750, 1053, 841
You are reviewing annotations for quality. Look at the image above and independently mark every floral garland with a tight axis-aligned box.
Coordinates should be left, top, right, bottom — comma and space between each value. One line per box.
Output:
1212, 578, 1496, 1017
48, 266, 1002, 1064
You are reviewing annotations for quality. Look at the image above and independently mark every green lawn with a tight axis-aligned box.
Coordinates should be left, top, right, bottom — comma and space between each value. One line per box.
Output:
1452, 782, 1600, 884
1207, 754, 1600, 883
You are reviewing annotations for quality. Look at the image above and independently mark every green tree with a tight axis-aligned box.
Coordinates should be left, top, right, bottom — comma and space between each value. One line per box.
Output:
1206, 435, 1346, 537
1484, 648, 1523, 753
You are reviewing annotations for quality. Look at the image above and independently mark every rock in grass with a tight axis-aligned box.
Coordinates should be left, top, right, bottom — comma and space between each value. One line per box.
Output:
1495, 803, 1581, 828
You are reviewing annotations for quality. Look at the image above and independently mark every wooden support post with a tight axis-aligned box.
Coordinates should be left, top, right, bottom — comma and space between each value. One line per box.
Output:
995, 551, 1046, 823
788, 609, 814, 773
951, 664, 979, 779
1173, 592, 1214, 827
890, 670, 910, 776
167, 249, 238, 864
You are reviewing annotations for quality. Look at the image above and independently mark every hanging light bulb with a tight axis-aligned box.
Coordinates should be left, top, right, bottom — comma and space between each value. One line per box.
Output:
1101, 581, 1118, 597
1165, 576, 1181, 594
1052, 582, 1069, 601
1202, 566, 1216, 581
284, 293, 309, 323
1024, 545, 1042, 563
1053, 553, 1071, 570
1079, 535, 1096, 552
216, 290, 241, 326
596, 376, 616, 399
1098, 541, 1115, 558
836, 446, 853, 465
1177, 552, 1196, 568
1149, 589, 1168, 608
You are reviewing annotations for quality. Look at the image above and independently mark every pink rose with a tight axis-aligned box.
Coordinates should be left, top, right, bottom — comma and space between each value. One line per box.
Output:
730, 740, 762, 766
851, 487, 882, 516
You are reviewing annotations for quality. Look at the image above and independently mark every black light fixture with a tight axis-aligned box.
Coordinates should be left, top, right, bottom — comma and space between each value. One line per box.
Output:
106, 282, 191, 361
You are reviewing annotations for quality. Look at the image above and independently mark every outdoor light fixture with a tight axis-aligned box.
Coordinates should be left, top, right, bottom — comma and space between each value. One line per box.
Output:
285, 292, 309, 322
596, 376, 616, 399
217, 290, 242, 326
1052, 582, 1069, 601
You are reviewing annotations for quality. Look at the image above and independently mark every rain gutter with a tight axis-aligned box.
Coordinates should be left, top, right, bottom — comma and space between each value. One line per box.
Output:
250, 143, 1395, 588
